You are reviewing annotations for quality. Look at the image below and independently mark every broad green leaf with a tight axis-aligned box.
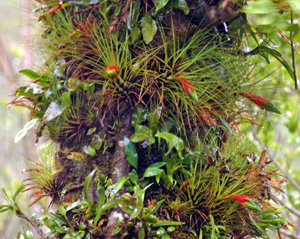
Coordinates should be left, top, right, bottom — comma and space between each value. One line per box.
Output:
43, 217, 58, 230
144, 214, 160, 223
131, 105, 148, 127
43, 101, 65, 122
114, 176, 128, 194
91, 135, 102, 150
19, 69, 41, 80
141, 12, 157, 44
143, 168, 164, 178
61, 91, 72, 107
83, 145, 96, 156
124, 137, 138, 169
173, 0, 189, 14
148, 162, 166, 168
147, 106, 162, 129
155, 0, 170, 12
84, 170, 95, 205
157, 227, 165, 236
167, 226, 175, 232
155, 132, 184, 158
162, 234, 170, 239
139, 227, 145, 239
127, 1, 141, 30
130, 125, 152, 143
129, 170, 139, 185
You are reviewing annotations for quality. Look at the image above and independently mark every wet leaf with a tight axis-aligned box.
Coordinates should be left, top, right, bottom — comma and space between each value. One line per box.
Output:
141, 12, 157, 44
132, 105, 148, 127
127, 1, 141, 30
173, 0, 189, 14
43, 101, 65, 122
155, 132, 184, 158
147, 106, 162, 130
143, 168, 164, 178
155, 0, 170, 12
124, 137, 138, 169
130, 125, 152, 143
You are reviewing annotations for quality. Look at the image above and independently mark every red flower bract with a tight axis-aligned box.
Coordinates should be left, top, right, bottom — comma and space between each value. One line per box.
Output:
239, 92, 267, 107
105, 65, 118, 77
226, 195, 251, 206
176, 77, 194, 94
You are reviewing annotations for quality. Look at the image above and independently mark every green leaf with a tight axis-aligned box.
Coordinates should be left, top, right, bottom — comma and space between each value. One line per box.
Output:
148, 162, 166, 168
147, 106, 162, 130
157, 227, 165, 235
0, 205, 11, 213
144, 214, 160, 223
139, 227, 145, 239
15, 119, 39, 143
127, 1, 141, 30
48, 212, 68, 225
43, 101, 65, 122
124, 137, 138, 170
61, 91, 72, 107
143, 167, 164, 178
132, 105, 148, 127
14, 129, 28, 144
84, 170, 95, 205
114, 176, 128, 194
83, 145, 96, 156
19, 69, 41, 80
12, 184, 26, 201
167, 226, 175, 232
151, 199, 165, 213
155, 0, 170, 12
67, 152, 85, 161
66, 201, 88, 212
90, 135, 102, 150
152, 220, 184, 227
66, 0, 101, 4
129, 170, 139, 185
162, 234, 170, 239
155, 132, 184, 158
173, 0, 189, 14
130, 125, 152, 143
141, 12, 157, 44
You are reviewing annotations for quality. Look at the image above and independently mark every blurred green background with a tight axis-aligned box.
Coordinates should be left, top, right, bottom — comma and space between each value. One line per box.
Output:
0, 1, 299, 238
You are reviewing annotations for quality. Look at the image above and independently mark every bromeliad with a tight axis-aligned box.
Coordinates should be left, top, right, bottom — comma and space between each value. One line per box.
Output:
225, 195, 262, 211
239, 92, 281, 114
105, 65, 119, 77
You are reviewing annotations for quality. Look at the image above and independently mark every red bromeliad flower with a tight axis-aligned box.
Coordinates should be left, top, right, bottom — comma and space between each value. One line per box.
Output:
176, 77, 195, 94
239, 92, 281, 114
226, 195, 262, 211
105, 65, 118, 77
226, 195, 251, 206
